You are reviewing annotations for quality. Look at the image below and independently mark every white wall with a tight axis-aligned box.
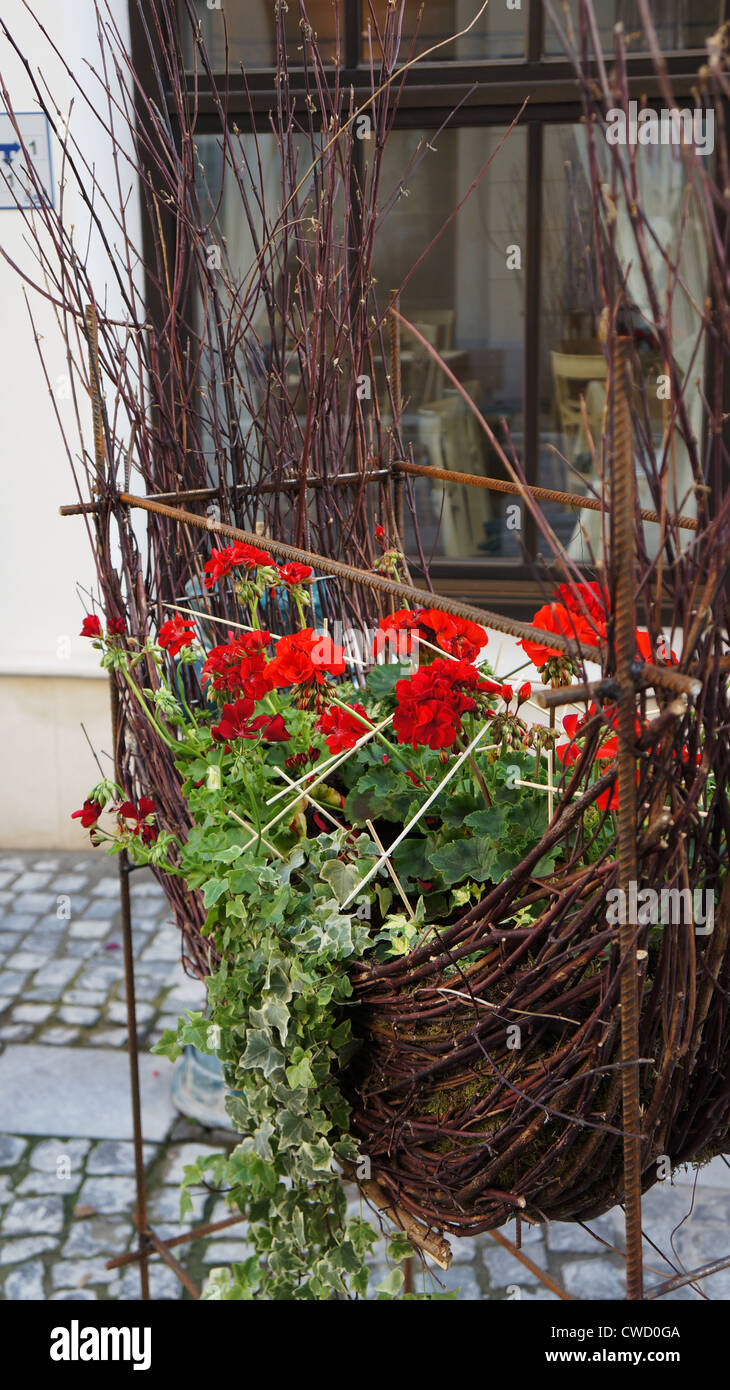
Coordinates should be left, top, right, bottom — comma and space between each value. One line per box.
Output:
0, 0, 141, 846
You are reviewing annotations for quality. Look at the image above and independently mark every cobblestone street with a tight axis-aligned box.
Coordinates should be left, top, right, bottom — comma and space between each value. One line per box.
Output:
1, 849, 729, 1301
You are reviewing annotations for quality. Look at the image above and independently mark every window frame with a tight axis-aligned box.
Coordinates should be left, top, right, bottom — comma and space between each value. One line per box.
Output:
130, 0, 727, 611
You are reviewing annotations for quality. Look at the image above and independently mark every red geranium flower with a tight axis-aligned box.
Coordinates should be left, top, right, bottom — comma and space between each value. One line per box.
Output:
277, 562, 313, 587
108, 616, 126, 635
203, 542, 274, 590
317, 702, 369, 755
420, 609, 488, 662
159, 614, 196, 657
212, 701, 290, 745
519, 603, 596, 669
80, 615, 102, 639
71, 799, 103, 828
555, 582, 609, 635
372, 607, 426, 658
201, 632, 273, 697
393, 658, 486, 750
118, 798, 157, 842
266, 628, 346, 689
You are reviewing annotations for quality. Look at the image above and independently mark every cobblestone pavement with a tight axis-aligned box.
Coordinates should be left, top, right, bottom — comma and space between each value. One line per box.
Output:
1, 850, 730, 1301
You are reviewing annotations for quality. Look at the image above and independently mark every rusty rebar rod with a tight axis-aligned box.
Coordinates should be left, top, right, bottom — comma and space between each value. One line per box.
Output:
613, 335, 644, 1302
85, 301, 151, 1302
646, 1252, 730, 1299
105, 1212, 248, 1272
59, 469, 392, 516
105, 491, 605, 664
393, 459, 699, 532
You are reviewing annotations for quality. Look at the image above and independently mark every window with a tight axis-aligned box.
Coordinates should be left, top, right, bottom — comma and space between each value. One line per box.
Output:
156, 0, 724, 602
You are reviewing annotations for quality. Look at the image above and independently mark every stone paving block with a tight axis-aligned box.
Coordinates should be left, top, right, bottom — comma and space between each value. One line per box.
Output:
92, 1028, 130, 1047
76, 1176, 138, 1215
12, 1004, 54, 1025
0, 871, 18, 889
545, 1221, 615, 1254
33, 960, 80, 990
0, 1174, 13, 1203
58, 1006, 100, 1026
66, 941, 103, 960
62, 1215, 131, 1259
42, 1027, 80, 1045
0, 934, 19, 953
6, 952, 46, 973
81, 902, 119, 922
108, 1001, 154, 1025
86, 1140, 158, 1175
161, 1143, 223, 1186
0, 1045, 176, 1140
4, 1259, 45, 1300
560, 1257, 628, 1300
12, 873, 51, 893
69, 920, 112, 939
30, 1137, 91, 1171
4, 1195, 65, 1235
51, 1259, 118, 1289
203, 1238, 255, 1262
0, 1023, 33, 1042
120, 1263, 183, 1300
62, 989, 108, 1008
0, 1236, 57, 1265
482, 1243, 549, 1287
53, 877, 89, 894
15, 894, 57, 914
0, 916, 36, 934
16, 1172, 78, 1195
0, 996, 12, 1015
149, 1186, 207, 1225
0, 973, 30, 999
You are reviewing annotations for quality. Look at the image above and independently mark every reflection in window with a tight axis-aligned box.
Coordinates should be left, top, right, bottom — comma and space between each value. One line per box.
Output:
363, 1, 525, 61
539, 124, 708, 563
372, 126, 526, 560
545, 0, 721, 56
179, 0, 340, 70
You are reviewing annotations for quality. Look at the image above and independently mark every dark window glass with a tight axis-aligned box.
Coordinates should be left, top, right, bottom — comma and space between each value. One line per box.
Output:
372, 125, 526, 561
362, 1, 525, 62
545, 1, 721, 56
539, 123, 708, 563
180, 0, 340, 70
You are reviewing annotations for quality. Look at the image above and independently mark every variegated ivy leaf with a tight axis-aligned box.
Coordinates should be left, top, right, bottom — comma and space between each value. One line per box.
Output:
240, 1027, 285, 1079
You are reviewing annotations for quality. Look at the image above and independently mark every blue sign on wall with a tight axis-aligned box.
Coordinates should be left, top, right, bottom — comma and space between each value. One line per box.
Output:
0, 112, 53, 210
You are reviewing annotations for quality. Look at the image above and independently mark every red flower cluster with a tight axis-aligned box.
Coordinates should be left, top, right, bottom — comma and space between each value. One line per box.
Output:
80, 615, 102, 639
71, 798, 103, 828
393, 658, 486, 750
277, 562, 312, 587
202, 631, 273, 698
374, 608, 487, 663
212, 700, 290, 747
119, 797, 157, 843
317, 702, 369, 754
555, 582, 608, 634
108, 616, 126, 635
519, 602, 597, 669
266, 629, 346, 690
203, 542, 273, 591
159, 614, 196, 657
